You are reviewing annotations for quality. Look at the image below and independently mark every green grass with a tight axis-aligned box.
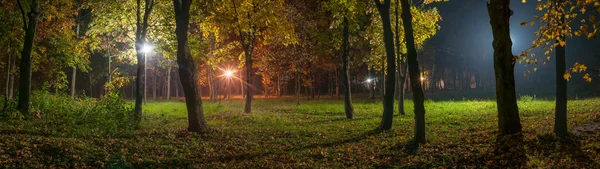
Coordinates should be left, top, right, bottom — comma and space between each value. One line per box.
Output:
1, 97, 600, 168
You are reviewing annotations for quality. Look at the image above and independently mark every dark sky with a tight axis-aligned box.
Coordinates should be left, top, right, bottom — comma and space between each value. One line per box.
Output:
427, 0, 600, 97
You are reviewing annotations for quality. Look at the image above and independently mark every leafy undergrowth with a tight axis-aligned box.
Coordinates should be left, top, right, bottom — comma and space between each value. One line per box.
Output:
1, 97, 600, 168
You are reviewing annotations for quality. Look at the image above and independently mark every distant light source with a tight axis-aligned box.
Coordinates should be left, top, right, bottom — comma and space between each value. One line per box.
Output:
366, 78, 372, 83
420, 77, 425, 81
142, 43, 154, 53
224, 70, 233, 77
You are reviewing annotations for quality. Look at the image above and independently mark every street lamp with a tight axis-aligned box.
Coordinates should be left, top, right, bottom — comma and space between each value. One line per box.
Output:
142, 43, 153, 104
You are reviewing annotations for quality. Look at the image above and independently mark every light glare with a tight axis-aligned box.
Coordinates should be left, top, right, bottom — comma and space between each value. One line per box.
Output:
142, 43, 153, 53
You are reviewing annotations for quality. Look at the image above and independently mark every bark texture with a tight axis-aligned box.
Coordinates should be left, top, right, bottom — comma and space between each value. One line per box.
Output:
173, 0, 208, 132
401, 0, 426, 143
341, 16, 355, 119
487, 0, 523, 135
375, 0, 396, 130
17, 0, 40, 116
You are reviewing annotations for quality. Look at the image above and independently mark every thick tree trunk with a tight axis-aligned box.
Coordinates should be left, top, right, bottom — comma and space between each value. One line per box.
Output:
401, 0, 426, 144
243, 48, 253, 112
174, 0, 208, 132
17, 0, 40, 116
341, 16, 354, 119
555, 6, 567, 137
375, 0, 396, 130
487, 0, 522, 135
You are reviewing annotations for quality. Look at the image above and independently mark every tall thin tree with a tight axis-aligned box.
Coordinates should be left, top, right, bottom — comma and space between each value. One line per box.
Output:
374, 0, 396, 130
341, 15, 355, 119
133, 0, 155, 125
400, 0, 426, 144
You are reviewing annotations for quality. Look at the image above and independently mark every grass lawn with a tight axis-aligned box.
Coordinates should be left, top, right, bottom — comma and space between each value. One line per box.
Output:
1, 98, 600, 168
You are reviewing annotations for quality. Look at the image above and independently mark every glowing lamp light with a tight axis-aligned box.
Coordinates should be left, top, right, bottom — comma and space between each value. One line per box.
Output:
141, 43, 154, 53
366, 78, 372, 83
224, 70, 233, 77
420, 77, 425, 81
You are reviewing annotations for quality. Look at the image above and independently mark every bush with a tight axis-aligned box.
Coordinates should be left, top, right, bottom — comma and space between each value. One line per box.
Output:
22, 91, 135, 137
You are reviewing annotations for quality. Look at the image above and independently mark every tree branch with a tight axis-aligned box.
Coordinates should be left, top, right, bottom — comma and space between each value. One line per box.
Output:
17, 0, 28, 30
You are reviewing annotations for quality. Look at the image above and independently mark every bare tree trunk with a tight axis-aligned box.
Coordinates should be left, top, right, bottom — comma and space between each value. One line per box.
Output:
341, 16, 354, 119
17, 0, 40, 116
375, 0, 396, 130
487, 0, 522, 135
554, 0, 567, 137
167, 66, 171, 100
296, 65, 301, 105
134, 0, 155, 125
174, 0, 208, 132
401, 0, 426, 144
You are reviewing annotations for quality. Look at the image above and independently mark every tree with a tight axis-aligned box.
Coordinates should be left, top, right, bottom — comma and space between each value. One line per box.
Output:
133, 0, 155, 125
521, 0, 599, 137
487, 0, 522, 135
400, 0, 427, 144
173, 0, 208, 132
374, 0, 396, 130
202, 0, 296, 113
341, 16, 355, 119
17, 0, 40, 116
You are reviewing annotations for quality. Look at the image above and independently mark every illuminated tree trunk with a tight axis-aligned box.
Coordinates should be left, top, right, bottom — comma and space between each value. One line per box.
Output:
555, 1, 567, 137
174, 0, 208, 132
375, 0, 396, 130
341, 15, 354, 119
17, 0, 40, 116
487, 0, 522, 135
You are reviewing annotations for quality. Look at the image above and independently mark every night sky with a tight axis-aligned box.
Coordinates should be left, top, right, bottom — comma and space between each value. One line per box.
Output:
429, 0, 600, 97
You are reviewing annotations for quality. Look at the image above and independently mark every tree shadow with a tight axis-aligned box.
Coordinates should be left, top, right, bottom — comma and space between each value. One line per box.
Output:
489, 133, 528, 168
525, 133, 598, 168
206, 129, 383, 163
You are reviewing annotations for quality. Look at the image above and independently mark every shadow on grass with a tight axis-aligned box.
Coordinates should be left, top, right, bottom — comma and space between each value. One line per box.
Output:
525, 133, 598, 168
205, 129, 383, 163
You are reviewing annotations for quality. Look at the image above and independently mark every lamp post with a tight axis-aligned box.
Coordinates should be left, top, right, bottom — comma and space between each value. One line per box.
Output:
142, 43, 153, 104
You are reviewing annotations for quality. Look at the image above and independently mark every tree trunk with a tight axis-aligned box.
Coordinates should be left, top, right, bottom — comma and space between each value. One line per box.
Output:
487, 0, 522, 135
134, 0, 155, 124
400, 0, 426, 144
554, 1, 567, 137
71, 68, 77, 97
375, 0, 396, 130
5, 42, 12, 106
17, 0, 40, 116
431, 64, 436, 94
167, 66, 171, 100
398, 62, 407, 115
341, 16, 354, 119
174, 0, 208, 132
153, 75, 157, 100
296, 66, 301, 105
